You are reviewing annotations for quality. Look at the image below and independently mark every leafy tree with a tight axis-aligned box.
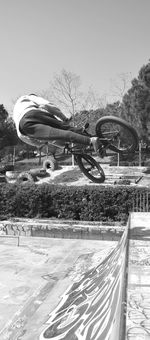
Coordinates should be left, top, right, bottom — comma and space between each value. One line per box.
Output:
104, 101, 122, 117
0, 105, 9, 149
0, 116, 19, 149
74, 101, 122, 135
0, 104, 8, 123
0, 106, 19, 163
122, 61, 150, 142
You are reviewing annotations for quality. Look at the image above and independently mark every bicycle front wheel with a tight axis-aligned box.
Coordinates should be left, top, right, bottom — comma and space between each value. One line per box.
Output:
75, 154, 105, 183
95, 116, 139, 153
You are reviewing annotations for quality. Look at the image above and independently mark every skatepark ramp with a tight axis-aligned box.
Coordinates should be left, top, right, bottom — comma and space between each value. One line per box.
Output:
40, 225, 128, 340
0, 213, 149, 339
39, 213, 150, 340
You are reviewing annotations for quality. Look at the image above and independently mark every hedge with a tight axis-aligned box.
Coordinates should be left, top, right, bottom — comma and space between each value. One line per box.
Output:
0, 183, 149, 223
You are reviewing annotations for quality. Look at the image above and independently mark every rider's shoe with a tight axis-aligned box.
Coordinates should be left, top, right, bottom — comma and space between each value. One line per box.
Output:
64, 116, 72, 123
90, 137, 102, 153
99, 148, 106, 158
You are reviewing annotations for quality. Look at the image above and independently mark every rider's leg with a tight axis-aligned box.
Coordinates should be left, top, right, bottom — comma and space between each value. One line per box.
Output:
19, 110, 100, 151
19, 118, 91, 145
20, 110, 84, 133
23, 123, 91, 145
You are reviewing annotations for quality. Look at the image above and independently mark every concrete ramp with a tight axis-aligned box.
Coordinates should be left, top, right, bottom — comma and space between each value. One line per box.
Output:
1, 213, 148, 339
0, 236, 117, 340
126, 213, 150, 339
40, 227, 128, 340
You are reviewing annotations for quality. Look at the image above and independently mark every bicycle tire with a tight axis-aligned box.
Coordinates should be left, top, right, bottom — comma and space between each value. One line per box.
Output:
75, 154, 105, 183
95, 116, 139, 153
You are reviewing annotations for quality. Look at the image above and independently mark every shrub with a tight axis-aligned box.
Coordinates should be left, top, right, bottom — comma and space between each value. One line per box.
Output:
0, 183, 148, 223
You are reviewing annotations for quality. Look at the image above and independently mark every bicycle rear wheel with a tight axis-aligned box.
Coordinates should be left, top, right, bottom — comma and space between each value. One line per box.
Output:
75, 154, 105, 183
95, 116, 139, 153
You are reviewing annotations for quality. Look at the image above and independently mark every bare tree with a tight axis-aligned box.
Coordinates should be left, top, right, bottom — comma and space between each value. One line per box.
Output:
46, 69, 105, 119
109, 72, 132, 102
48, 69, 83, 122
81, 87, 107, 111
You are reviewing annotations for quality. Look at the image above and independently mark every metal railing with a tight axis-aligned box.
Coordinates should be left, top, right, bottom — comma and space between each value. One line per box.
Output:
132, 191, 150, 212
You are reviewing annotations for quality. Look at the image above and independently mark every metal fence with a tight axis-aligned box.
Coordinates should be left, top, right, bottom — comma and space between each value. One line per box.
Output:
132, 191, 150, 212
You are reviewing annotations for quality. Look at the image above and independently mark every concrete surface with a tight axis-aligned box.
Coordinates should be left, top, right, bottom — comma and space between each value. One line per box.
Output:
39, 225, 127, 340
0, 236, 117, 340
126, 213, 150, 339
1, 212, 150, 339
30, 165, 150, 186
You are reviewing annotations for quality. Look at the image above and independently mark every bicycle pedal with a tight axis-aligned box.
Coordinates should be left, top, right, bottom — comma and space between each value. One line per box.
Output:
98, 149, 106, 158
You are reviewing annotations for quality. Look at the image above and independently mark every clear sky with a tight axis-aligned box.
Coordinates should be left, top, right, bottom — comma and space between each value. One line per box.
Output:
0, 0, 150, 113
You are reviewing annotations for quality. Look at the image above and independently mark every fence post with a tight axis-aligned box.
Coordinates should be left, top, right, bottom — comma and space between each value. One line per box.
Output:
117, 139, 120, 167
139, 141, 142, 166
12, 146, 16, 166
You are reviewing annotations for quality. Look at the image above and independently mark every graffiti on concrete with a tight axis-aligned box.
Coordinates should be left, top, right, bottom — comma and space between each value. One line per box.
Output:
40, 227, 128, 340
126, 291, 150, 339
126, 225, 150, 339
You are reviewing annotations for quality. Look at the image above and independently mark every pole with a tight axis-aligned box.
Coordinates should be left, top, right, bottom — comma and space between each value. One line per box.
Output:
71, 108, 75, 167
117, 139, 120, 167
139, 141, 142, 166
12, 146, 16, 166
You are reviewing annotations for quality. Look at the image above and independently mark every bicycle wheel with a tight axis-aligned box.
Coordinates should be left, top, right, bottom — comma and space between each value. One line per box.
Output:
95, 116, 139, 153
75, 154, 105, 183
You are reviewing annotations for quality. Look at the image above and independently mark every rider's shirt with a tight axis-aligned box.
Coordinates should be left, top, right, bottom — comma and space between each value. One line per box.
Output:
13, 94, 57, 147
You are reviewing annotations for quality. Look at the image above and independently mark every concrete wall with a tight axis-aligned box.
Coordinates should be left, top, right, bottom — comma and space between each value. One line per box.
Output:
0, 218, 123, 241
125, 212, 150, 339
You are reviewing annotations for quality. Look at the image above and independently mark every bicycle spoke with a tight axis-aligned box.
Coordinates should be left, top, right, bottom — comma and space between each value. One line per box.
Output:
76, 154, 105, 183
96, 116, 139, 154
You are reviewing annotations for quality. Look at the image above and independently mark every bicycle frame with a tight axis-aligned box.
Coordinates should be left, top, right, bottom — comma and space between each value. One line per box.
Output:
39, 134, 122, 161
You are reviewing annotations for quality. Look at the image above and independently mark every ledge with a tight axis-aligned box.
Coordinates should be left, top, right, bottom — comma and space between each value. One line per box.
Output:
0, 218, 124, 241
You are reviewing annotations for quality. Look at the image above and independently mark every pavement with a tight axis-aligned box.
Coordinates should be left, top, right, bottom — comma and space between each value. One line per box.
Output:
0, 236, 117, 340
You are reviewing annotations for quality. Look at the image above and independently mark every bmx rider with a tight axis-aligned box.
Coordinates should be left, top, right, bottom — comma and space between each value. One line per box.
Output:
13, 94, 101, 151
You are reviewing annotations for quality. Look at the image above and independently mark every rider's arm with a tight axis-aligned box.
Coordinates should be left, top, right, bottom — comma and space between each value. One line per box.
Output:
29, 94, 69, 122
42, 104, 68, 122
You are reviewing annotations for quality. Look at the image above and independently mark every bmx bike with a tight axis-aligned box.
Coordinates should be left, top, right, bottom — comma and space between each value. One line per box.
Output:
43, 115, 139, 184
